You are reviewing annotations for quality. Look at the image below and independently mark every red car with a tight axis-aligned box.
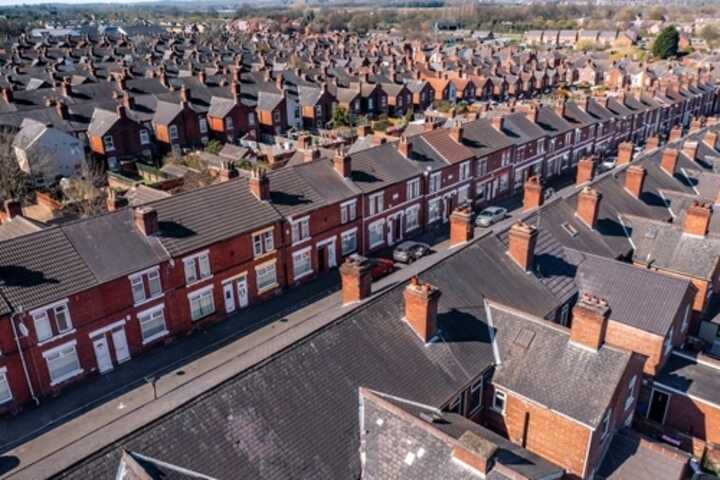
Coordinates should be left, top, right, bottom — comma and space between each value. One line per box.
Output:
369, 258, 395, 280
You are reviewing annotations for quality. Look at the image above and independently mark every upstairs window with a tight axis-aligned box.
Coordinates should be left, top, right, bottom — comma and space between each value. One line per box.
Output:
492, 389, 506, 415
169, 125, 179, 141
368, 193, 384, 216
199, 117, 208, 134
33, 302, 73, 342
624, 375, 637, 411
129, 268, 162, 304
459, 161, 471, 181
248, 113, 255, 126
0, 369, 11, 405
103, 134, 115, 151
601, 408, 612, 439
340, 200, 357, 224
183, 251, 211, 285
501, 150, 512, 167
406, 179, 421, 200
252, 229, 275, 257
140, 129, 151, 145
291, 217, 311, 244
429, 172, 442, 193
225, 117, 234, 131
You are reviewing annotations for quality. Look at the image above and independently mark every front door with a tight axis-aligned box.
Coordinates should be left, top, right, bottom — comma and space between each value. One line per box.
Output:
224, 283, 236, 313
237, 277, 249, 308
93, 337, 113, 374
327, 241, 337, 269
647, 389, 670, 424
111, 329, 130, 364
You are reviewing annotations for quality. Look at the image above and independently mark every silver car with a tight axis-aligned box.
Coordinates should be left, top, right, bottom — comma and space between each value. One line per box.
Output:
475, 206, 507, 227
393, 241, 431, 264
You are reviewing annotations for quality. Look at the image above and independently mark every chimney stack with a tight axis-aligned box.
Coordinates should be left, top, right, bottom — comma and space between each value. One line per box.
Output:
682, 141, 699, 161
508, 221, 538, 271
449, 207, 473, 247
180, 86, 190, 104
522, 176, 544, 211
62, 79, 72, 97
304, 148, 320, 163
684, 200, 712, 237
449, 125, 463, 143
116, 104, 127, 119
232, 82, 241, 103
357, 124, 373, 137
669, 126, 683, 143
616, 142, 634, 165
570, 293, 610, 351
576, 157, 595, 185
297, 134, 312, 150
134, 206, 158, 236
106, 190, 128, 212
398, 135, 412, 157
451, 432, 498, 476
334, 150, 352, 178
2, 87, 13, 104
339, 256, 373, 305
576, 187, 602, 229
645, 136, 660, 151
56, 100, 68, 120
491, 116, 504, 132
624, 165, 646, 199
704, 131, 719, 150
249, 168, 270, 201
3, 199, 22, 220
660, 148, 679, 177
123, 92, 135, 110
403, 277, 441, 343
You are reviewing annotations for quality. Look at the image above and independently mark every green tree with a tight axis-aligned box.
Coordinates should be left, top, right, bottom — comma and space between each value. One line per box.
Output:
652, 26, 680, 59
331, 106, 351, 128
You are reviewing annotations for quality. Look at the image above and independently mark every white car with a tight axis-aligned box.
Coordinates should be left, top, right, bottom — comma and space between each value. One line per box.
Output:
475, 206, 508, 227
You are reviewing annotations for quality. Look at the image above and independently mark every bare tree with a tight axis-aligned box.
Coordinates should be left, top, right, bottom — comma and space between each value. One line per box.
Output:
60, 162, 108, 218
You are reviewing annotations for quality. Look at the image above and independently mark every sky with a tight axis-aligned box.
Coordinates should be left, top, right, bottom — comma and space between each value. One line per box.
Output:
0, 0, 157, 5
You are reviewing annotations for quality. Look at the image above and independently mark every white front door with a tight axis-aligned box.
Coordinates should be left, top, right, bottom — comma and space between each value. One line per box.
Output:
224, 283, 236, 313
324, 240, 337, 269
93, 337, 113, 374
236, 277, 249, 308
111, 329, 130, 363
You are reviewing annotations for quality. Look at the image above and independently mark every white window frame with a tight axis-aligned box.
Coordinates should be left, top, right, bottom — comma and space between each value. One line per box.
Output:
664, 327, 674, 356
292, 247, 313, 281
188, 286, 215, 322
0, 367, 12, 405
341, 228, 358, 255
183, 251, 212, 285
169, 125, 179, 141
252, 228, 275, 258
601, 408, 612, 439
406, 178, 421, 200
199, 117, 208, 134
129, 267, 162, 305
624, 375, 637, 411
492, 389, 507, 415
139, 129, 151, 145
103, 134, 115, 151
32, 300, 73, 343
340, 200, 357, 224
459, 161, 471, 181
255, 260, 278, 294
368, 219, 385, 249
429, 172, 442, 193
681, 305, 690, 333
290, 217, 311, 245
138, 304, 168, 345
428, 198, 442, 223
248, 113, 255, 126
469, 379, 483, 415
43, 340, 83, 387
225, 117, 234, 131
368, 192, 384, 216
405, 205, 420, 232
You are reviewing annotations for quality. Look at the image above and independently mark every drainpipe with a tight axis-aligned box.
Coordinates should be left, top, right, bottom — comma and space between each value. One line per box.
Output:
11, 309, 39, 406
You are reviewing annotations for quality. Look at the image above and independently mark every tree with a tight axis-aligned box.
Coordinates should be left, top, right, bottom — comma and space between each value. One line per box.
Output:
0, 131, 29, 203
60, 163, 107, 218
652, 26, 680, 59
331, 106, 351, 128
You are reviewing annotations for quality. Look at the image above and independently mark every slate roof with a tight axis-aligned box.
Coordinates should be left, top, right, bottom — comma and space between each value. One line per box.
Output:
655, 352, 720, 407
596, 430, 689, 480
0, 215, 44, 241
454, 117, 514, 158
347, 142, 421, 194
490, 303, 633, 428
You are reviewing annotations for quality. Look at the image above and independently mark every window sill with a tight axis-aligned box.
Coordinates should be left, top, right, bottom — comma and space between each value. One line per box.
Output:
257, 283, 279, 295
253, 250, 277, 262
293, 270, 314, 282
185, 275, 214, 289
37, 329, 77, 348
50, 368, 84, 387
142, 330, 169, 346
291, 237, 312, 248
133, 293, 165, 309
191, 311, 216, 323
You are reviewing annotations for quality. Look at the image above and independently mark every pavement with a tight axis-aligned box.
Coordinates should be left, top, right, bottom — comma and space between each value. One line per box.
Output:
0, 170, 583, 480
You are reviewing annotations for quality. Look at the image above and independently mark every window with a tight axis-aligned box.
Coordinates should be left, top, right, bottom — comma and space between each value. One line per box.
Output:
252, 229, 275, 257
625, 375, 637, 411
315, 104, 323, 118
405, 206, 420, 232
103, 134, 115, 151
33, 302, 73, 342
129, 268, 162, 304
183, 252, 211, 285
273, 110, 281, 124
138, 305, 167, 344
478, 159, 488, 177
44, 342, 82, 385
340, 200, 357, 224
256, 262, 278, 292
140, 129, 150, 145
458, 185, 470, 205
565, 132, 573, 145
428, 198, 442, 223
248, 113, 255, 126
0, 369, 11, 404
169, 125, 179, 141
664, 327, 674, 356
341, 229, 358, 255
292, 248, 313, 280
537, 140, 544, 154
429, 172, 442, 193
225, 117, 234, 131
560, 303, 570, 326
681, 305, 690, 333
468, 380, 483, 414
291, 217, 311, 244
459, 161, 471, 181
199, 117, 208, 134
447, 395, 463, 414
368, 98, 374, 110
406, 179, 421, 200
493, 389, 506, 415
369, 220, 385, 248
368, 193, 384, 216
601, 408, 612, 439
189, 287, 215, 321
498, 172, 509, 192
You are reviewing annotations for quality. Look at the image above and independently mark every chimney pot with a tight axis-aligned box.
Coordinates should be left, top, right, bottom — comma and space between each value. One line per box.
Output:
398, 135, 412, 158
508, 221, 538, 271
684, 200, 712, 237
339, 256, 373, 305
491, 116, 504, 132
403, 277, 441, 342
570, 292, 610, 351
660, 148, 679, 177
449, 207, 473, 247
576, 187, 602, 229
304, 148, 320, 163
522, 176, 544, 211
576, 157, 595, 185
134, 206, 158, 236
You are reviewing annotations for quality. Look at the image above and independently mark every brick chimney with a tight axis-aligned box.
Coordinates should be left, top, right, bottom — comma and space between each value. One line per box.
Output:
403, 277, 441, 343
524, 103, 539, 124
660, 148, 679, 177
4, 199, 22, 220
116, 104, 127, 119
570, 292, 610, 351
449, 125, 463, 143
56, 100, 68, 120
669, 126, 683, 143
249, 168, 270, 201
684, 200, 712, 237
339, 256, 373, 305
123, 92, 135, 110
554, 96, 567, 118
106, 190, 128, 212
682, 141, 698, 161
180, 86, 190, 104
576, 187, 602, 229
449, 207, 473, 247
357, 124, 372, 137
616, 142, 634, 165
576, 157, 595, 185
62, 79, 72, 98
304, 148, 320, 163
334, 151, 352, 178
645, 136, 660, 151
508, 221, 538, 271
704, 131, 719, 150
2, 87, 13, 104
451, 432, 498, 476
232, 82, 241, 103
398, 135, 412, 157
690, 118, 702, 132
491, 116, 504, 132
297, 134, 312, 150
624, 165, 646, 199
522, 176, 544, 211
134, 206, 158, 236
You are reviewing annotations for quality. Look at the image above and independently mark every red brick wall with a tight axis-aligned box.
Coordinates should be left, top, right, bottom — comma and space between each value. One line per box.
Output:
664, 393, 720, 445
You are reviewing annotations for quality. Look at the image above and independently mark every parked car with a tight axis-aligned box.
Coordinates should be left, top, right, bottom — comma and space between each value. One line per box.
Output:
475, 206, 507, 227
348, 254, 395, 280
393, 241, 431, 264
